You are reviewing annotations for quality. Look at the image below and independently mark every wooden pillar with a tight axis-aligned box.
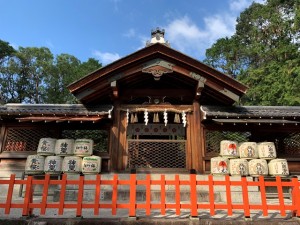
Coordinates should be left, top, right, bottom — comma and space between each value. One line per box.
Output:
109, 102, 120, 171
109, 103, 128, 171
118, 111, 127, 170
189, 101, 204, 173
0, 125, 6, 152
186, 114, 192, 170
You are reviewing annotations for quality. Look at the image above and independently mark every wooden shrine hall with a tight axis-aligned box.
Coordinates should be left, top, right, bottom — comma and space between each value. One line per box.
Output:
0, 28, 300, 175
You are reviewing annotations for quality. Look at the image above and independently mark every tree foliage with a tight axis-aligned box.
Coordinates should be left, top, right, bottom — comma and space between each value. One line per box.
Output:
0, 40, 102, 104
204, 0, 300, 106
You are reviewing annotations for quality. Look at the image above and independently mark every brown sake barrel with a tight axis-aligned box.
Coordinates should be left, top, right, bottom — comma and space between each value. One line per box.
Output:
55, 139, 74, 156
238, 142, 258, 159
210, 157, 230, 175
44, 156, 63, 174
229, 158, 249, 176
37, 138, 56, 156
25, 155, 45, 175
82, 156, 102, 174
62, 156, 82, 173
258, 142, 277, 159
248, 159, 268, 177
73, 139, 94, 157
220, 140, 239, 158
268, 159, 289, 176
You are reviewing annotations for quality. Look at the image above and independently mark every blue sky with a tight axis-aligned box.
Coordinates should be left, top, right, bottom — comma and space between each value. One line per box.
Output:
0, 0, 264, 65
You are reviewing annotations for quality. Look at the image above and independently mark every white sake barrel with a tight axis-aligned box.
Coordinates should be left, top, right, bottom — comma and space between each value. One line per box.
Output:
37, 138, 57, 156
82, 156, 102, 174
229, 158, 249, 176
220, 140, 239, 158
55, 139, 74, 156
25, 155, 45, 175
238, 142, 258, 159
44, 156, 63, 174
211, 157, 230, 175
268, 159, 289, 176
62, 156, 82, 173
73, 139, 94, 157
248, 159, 268, 177
258, 142, 277, 159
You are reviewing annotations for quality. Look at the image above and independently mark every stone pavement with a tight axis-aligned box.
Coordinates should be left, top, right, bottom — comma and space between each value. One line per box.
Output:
1, 198, 300, 225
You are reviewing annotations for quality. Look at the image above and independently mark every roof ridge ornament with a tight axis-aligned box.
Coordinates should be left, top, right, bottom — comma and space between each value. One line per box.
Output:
146, 27, 170, 47
142, 59, 174, 81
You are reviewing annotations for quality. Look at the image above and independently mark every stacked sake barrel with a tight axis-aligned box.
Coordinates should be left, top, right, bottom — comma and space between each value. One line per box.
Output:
25, 138, 102, 175
210, 140, 289, 177
211, 140, 238, 176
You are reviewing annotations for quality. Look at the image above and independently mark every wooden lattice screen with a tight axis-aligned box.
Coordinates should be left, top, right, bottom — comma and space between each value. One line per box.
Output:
3, 127, 55, 152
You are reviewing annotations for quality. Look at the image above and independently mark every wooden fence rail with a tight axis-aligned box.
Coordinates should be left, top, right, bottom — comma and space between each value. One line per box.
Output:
0, 174, 299, 218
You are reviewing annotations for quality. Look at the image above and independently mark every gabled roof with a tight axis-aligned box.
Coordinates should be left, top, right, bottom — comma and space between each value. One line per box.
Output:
0, 103, 113, 123
68, 43, 248, 105
201, 105, 300, 125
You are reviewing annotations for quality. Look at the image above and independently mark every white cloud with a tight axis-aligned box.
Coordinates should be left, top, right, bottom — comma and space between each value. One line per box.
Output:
45, 40, 54, 49
93, 50, 121, 65
230, 0, 266, 12
123, 28, 136, 38
229, 0, 251, 12
163, 0, 265, 59
165, 14, 235, 59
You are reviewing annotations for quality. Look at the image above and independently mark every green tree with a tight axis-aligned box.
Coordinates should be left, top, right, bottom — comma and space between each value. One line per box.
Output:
204, 0, 300, 106
45, 55, 101, 103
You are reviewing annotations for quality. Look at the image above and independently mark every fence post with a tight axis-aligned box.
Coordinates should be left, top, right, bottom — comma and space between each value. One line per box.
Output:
129, 173, 136, 218
58, 174, 67, 215
112, 174, 118, 215
190, 173, 198, 217
145, 174, 151, 216
5, 174, 16, 214
94, 174, 101, 215
175, 175, 180, 215
258, 176, 268, 217
291, 176, 300, 217
22, 175, 33, 217
208, 175, 215, 216
160, 175, 166, 215
241, 176, 250, 218
225, 175, 232, 216
76, 175, 84, 217
40, 174, 50, 215
275, 176, 286, 217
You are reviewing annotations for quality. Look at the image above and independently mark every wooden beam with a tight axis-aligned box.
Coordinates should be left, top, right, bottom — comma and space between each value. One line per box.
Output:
121, 88, 194, 98
111, 81, 119, 99
16, 116, 104, 123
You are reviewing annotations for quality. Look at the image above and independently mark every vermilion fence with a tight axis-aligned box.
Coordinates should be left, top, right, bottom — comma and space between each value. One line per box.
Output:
0, 174, 299, 218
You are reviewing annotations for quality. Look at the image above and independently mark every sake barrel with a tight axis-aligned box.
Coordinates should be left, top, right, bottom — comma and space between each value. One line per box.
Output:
82, 156, 102, 174
238, 142, 258, 159
258, 142, 277, 159
248, 159, 268, 177
211, 157, 230, 175
37, 138, 56, 156
44, 156, 63, 174
62, 156, 82, 173
220, 140, 239, 158
229, 158, 249, 176
268, 159, 289, 176
55, 139, 74, 156
73, 139, 94, 157
25, 155, 45, 175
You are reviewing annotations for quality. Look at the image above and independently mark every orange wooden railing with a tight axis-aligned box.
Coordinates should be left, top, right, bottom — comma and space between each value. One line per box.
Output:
0, 174, 299, 218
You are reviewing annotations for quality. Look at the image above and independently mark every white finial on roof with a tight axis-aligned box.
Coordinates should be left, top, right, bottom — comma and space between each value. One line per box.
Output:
146, 27, 170, 47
